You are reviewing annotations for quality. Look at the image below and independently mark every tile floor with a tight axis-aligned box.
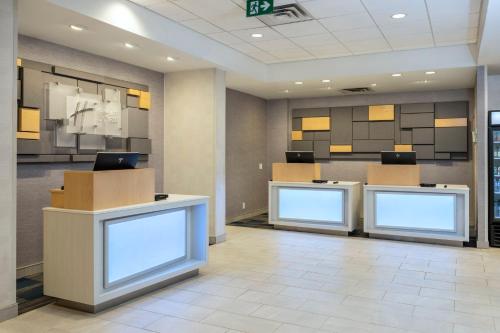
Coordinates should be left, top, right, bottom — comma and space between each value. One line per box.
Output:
2, 226, 500, 333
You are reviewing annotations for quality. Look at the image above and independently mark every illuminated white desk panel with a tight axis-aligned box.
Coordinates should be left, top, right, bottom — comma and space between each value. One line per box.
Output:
269, 181, 361, 233
364, 185, 469, 242
43, 194, 208, 312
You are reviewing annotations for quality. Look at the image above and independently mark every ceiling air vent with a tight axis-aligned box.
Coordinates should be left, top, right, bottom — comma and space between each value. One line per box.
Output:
258, 3, 313, 26
340, 87, 374, 94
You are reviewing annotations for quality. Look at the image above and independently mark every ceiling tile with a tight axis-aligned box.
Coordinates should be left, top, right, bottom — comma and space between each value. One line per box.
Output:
431, 12, 480, 32
208, 31, 244, 45
246, 50, 279, 63
299, 0, 366, 19
290, 33, 341, 47
320, 12, 376, 32
380, 19, 431, 37
426, 0, 482, 14
230, 27, 284, 43
434, 27, 478, 46
147, 1, 197, 21
361, 0, 427, 15
345, 38, 392, 54
251, 38, 298, 51
230, 42, 262, 53
332, 27, 384, 43
386, 33, 434, 50
268, 48, 315, 61
181, 18, 223, 34
174, 0, 238, 18
307, 44, 352, 58
129, 0, 165, 6
271, 20, 329, 37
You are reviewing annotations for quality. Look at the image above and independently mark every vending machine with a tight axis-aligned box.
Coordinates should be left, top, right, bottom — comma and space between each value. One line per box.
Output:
488, 111, 500, 246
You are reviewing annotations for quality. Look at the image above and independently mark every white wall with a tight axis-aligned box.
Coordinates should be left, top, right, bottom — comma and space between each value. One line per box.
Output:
0, 0, 18, 321
164, 69, 226, 243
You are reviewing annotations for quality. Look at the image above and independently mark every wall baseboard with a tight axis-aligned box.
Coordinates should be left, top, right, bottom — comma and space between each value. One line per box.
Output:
226, 208, 268, 224
209, 233, 226, 245
17, 262, 43, 279
0, 303, 18, 322
477, 240, 490, 249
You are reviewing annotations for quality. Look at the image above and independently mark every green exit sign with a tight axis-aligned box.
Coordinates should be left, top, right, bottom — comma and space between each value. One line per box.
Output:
246, 0, 274, 17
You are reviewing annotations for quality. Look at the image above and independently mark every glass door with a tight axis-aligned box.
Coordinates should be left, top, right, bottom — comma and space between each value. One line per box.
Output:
492, 128, 500, 219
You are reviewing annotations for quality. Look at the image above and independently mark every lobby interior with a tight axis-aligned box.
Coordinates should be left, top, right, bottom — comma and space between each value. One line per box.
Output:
2, 0, 500, 332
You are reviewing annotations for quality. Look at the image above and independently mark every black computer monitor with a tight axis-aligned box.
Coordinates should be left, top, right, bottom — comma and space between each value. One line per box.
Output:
285, 151, 315, 163
381, 151, 417, 165
93, 152, 140, 171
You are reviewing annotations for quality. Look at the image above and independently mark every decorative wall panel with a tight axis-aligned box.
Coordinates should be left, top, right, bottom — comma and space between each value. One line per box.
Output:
16, 58, 152, 163
290, 101, 469, 161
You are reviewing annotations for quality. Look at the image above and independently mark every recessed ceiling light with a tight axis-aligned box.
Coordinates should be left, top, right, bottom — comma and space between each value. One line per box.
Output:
391, 13, 406, 19
251, 33, 263, 38
166, 56, 176, 62
425, 71, 436, 75
322, 79, 331, 83
69, 24, 84, 31
295, 81, 303, 85
284, 89, 290, 93
370, 83, 377, 87
124, 42, 135, 49
392, 73, 402, 77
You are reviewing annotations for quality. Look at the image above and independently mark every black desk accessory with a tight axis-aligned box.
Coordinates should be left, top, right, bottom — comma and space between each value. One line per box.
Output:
420, 183, 436, 188
381, 151, 417, 165
93, 152, 139, 171
286, 151, 315, 163
312, 179, 328, 183
155, 194, 169, 201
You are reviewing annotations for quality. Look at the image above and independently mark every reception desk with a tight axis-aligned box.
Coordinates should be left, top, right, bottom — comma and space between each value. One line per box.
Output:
364, 184, 469, 244
269, 181, 361, 234
43, 194, 208, 312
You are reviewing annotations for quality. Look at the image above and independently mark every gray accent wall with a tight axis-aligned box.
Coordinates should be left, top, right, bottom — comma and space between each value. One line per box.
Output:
226, 89, 267, 221
17, 36, 164, 269
267, 89, 476, 231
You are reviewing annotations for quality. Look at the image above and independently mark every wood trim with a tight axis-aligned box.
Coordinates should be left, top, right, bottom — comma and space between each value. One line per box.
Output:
369, 105, 395, 121
302, 117, 330, 131
291, 131, 303, 141
50, 189, 65, 208
394, 144, 413, 152
17, 132, 40, 140
18, 108, 40, 133
272, 163, 321, 182
127, 88, 141, 96
435, 118, 467, 127
139, 91, 151, 110
367, 164, 420, 186
330, 145, 352, 153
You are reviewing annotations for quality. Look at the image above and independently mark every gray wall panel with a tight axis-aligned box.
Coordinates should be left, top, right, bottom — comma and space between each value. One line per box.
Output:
124, 108, 149, 138
291, 140, 313, 151
292, 118, 301, 130
314, 131, 331, 141
353, 140, 393, 152
369, 121, 394, 140
400, 130, 412, 144
98, 84, 127, 108
353, 122, 369, 139
352, 106, 368, 121
303, 132, 314, 140
435, 101, 468, 119
331, 107, 352, 144
401, 103, 434, 114
292, 108, 330, 118
77, 80, 98, 94
412, 128, 434, 144
22, 67, 43, 108
394, 106, 401, 143
17, 139, 41, 155
400, 113, 434, 128
314, 140, 330, 159
435, 127, 468, 152
105, 137, 127, 151
127, 138, 152, 154
413, 145, 434, 160
127, 95, 139, 108
435, 153, 451, 160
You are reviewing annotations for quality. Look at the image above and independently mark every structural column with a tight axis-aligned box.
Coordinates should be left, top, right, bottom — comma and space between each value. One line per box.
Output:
0, 0, 18, 322
476, 65, 489, 248
164, 69, 226, 243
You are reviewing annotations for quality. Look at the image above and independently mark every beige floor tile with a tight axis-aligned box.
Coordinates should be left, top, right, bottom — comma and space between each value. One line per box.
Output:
383, 291, 454, 310
134, 298, 214, 321
145, 315, 226, 333
202, 311, 281, 333
413, 306, 496, 330
152, 288, 204, 304
321, 316, 407, 333
189, 294, 261, 315
252, 305, 328, 329
280, 286, 345, 303
238, 290, 305, 309
453, 323, 498, 333
99, 307, 163, 328
455, 301, 500, 318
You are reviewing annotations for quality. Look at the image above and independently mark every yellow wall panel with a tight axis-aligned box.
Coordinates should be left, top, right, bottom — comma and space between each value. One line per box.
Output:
302, 117, 330, 131
394, 144, 413, 152
291, 131, 303, 141
127, 88, 141, 96
17, 132, 40, 140
435, 118, 467, 128
369, 105, 395, 121
330, 145, 352, 153
18, 108, 40, 133
139, 91, 151, 110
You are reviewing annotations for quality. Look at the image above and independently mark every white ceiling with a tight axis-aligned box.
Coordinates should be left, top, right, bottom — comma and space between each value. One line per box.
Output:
18, 0, 482, 99
130, 0, 482, 64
